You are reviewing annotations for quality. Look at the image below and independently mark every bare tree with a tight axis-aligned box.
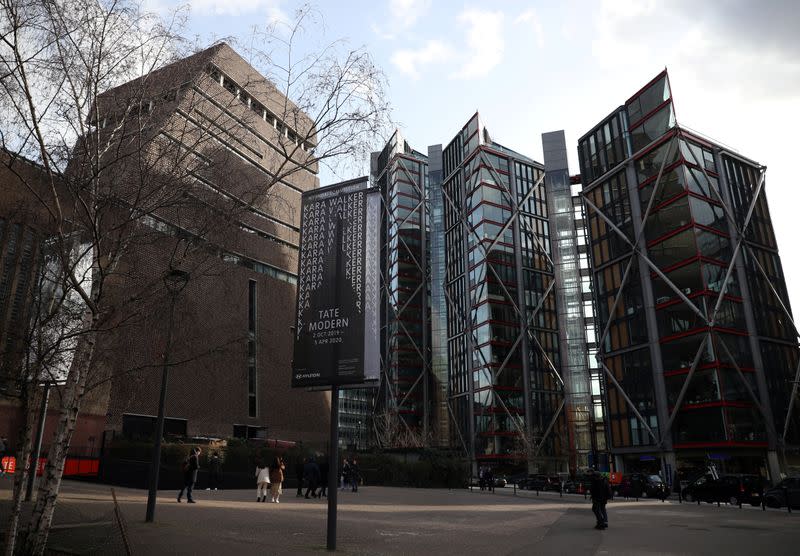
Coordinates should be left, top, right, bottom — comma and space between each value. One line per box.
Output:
372, 409, 430, 449
0, 1, 391, 554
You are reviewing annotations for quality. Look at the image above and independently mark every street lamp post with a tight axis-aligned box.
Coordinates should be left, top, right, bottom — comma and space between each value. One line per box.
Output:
145, 269, 189, 523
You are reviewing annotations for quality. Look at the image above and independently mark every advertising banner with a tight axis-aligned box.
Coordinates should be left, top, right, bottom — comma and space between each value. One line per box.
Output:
292, 179, 380, 388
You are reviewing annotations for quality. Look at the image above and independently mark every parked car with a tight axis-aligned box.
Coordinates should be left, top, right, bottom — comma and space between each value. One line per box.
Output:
564, 475, 592, 494
614, 473, 666, 498
518, 474, 553, 491
681, 474, 765, 506
764, 477, 800, 509
493, 476, 508, 488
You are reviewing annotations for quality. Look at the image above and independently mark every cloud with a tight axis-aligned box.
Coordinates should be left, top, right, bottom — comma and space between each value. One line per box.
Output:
391, 40, 454, 80
389, 0, 432, 29
514, 9, 544, 48
187, 0, 287, 19
592, 0, 800, 99
450, 9, 505, 80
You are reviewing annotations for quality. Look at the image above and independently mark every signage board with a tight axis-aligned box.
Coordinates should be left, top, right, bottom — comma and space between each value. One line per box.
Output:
291, 178, 380, 388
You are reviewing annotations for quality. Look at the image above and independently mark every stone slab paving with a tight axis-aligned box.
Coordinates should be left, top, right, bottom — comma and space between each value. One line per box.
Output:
2, 479, 799, 555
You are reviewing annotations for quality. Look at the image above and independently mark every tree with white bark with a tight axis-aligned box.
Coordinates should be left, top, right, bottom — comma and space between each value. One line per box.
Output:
0, 1, 390, 553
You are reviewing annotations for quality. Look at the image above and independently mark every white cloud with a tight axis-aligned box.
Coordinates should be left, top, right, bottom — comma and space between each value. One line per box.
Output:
450, 9, 505, 80
514, 9, 544, 48
391, 40, 454, 80
370, 22, 396, 41
389, 0, 432, 29
188, 0, 286, 20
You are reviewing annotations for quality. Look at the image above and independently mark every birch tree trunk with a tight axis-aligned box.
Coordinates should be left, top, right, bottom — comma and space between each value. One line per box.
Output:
21, 313, 97, 556
3, 382, 37, 556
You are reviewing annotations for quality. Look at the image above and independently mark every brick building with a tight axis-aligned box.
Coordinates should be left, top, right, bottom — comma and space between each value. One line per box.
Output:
92, 43, 330, 445
0, 43, 331, 452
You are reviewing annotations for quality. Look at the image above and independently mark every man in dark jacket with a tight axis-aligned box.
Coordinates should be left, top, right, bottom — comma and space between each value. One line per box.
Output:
590, 469, 611, 529
178, 447, 201, 503
296, 459, 306, 497
318, 458, 329, 498
206, 451, 222, 490
304, 457, 321, 499
350, 458, 360, 492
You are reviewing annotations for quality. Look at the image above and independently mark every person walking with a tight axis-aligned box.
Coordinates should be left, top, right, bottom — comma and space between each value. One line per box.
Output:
269, 457, 285, 503
255, 460, 271, 502
304, 457, 321, 499
207, 451, 222, 491
485, 467, 494, 493
295, 458, 305, 497
178, 447, 201, 504
340, 458, 351, 491
589, 469, 611, 529
318, 457, 330, 498
350, 458, 360, 492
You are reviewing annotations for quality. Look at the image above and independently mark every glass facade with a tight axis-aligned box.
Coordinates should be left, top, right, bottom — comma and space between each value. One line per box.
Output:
579, 69, 799, 477
443, 114, 569, 472
373, 131, 432, 438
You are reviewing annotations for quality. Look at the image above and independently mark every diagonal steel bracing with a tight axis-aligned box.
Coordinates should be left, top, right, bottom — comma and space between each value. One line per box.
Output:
441, 154, 568, 462
585, 126, 791, 453
584, 136, 678, 444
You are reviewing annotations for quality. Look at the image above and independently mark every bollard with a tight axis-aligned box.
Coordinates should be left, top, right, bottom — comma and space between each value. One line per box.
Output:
514, 483, 517, 496
762, 497, 766, 511
739, 498, 742, 509
697, 497, 700, 506
717, 499, 720, 507
536, 488, 539, 496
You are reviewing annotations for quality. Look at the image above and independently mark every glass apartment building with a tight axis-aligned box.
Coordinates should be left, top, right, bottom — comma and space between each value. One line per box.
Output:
578, 70, 800, 479
371, 132, 432, 440
442, 113, 570, 472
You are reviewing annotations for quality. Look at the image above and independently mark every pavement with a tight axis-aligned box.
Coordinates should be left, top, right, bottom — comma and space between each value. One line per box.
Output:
2, 478, 799, 555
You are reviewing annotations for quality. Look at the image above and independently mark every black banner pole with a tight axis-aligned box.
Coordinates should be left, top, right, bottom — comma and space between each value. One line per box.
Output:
327, 385, 340, 551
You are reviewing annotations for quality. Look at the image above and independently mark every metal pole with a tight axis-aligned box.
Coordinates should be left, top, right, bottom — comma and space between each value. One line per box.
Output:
327, 385, 340, 551
145, 293, 177, 523
25, 383, 51, 501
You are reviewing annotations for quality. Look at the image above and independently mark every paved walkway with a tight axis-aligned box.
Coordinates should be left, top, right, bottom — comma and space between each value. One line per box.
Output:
2, 479, 799, 555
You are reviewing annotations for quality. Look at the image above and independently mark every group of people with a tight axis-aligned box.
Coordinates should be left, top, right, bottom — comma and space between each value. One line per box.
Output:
254, 457, 286, 503
292, 456, 361, 499
340, 457, 360, 492
477, 466, 495, 492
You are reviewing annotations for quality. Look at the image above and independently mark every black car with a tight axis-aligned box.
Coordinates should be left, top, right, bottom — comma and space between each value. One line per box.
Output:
764, 477, 800, 509
518, 474, 553, 491
681, 474, 765, 506
614, 473, 666, 498
564, 475, 592, 494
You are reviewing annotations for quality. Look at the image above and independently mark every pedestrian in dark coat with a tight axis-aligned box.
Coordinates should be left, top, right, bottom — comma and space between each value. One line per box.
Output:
304, 457, 321, 499
589, 470, 611, 529
178, 447, 201, 503
318, 458, 329, 498
295, 459, 305, 497
207, 451, 222, 490
350, 458, 360, 492
340, 458, 351, 491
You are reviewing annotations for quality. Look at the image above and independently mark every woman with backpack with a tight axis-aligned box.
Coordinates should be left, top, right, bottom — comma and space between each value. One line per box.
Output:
269, 457, 285, 503
255, 460, 271, 502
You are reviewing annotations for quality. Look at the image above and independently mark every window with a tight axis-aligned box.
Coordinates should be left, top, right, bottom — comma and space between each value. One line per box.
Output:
248, 280, 258, 417
627, 75, 671, 126
630, 103, 676, 153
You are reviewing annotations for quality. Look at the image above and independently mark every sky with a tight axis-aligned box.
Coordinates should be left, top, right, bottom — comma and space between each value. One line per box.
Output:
147, 0, 800, 319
